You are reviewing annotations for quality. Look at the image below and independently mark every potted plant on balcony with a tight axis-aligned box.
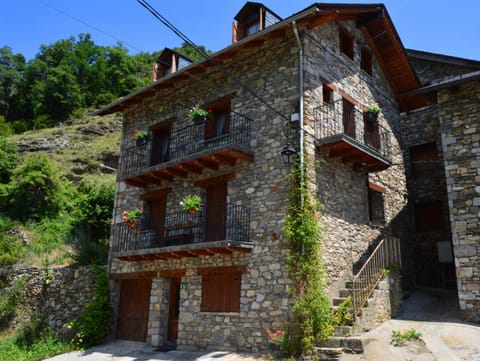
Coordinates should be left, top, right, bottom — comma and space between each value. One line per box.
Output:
181, 195, 201, 215
122, 207, 142, 230
187, 108, 212, 125
132, 129, 151, 146
364, 105, 381, 122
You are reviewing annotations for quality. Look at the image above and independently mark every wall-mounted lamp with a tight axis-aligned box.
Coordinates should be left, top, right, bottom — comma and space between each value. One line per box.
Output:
280, 114, 299, 165
281, 144, 297, 165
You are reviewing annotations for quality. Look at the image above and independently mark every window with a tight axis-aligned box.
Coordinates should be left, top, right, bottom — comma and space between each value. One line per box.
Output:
415, 201, 444, 232
368, 183, 385, 225
141, 189, 168, 238
198, 266, 245, 313
322, 83, 333, 104
204, 98, 231, 140
339, 28, 354, 60
410, 142, 438, 175
150, 124, 171, 165
361, 47, 372, 75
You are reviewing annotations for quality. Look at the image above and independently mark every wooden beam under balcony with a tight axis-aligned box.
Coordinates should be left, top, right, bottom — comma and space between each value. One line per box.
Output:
114, 240, 253, 261
317, 134, 391, 172
123, 148, 253, 187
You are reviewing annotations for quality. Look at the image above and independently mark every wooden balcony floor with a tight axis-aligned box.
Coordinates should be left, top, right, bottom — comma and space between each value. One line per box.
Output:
113, 240, 253, 261
317, 134, 391, 172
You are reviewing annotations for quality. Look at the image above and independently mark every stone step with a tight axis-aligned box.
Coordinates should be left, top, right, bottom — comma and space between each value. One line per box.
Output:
334, 325, 354, 337
339, 289, 353, 298
332, 297, 349, 306
313, 346, 343, 361
321, 337, 364, 354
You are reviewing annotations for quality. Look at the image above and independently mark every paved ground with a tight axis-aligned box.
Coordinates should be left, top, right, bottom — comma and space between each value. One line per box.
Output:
341, 288, 480, 361
44, 288, 480, 361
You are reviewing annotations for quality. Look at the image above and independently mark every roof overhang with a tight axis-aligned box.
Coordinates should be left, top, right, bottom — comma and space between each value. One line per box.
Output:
96, 3, 427, 115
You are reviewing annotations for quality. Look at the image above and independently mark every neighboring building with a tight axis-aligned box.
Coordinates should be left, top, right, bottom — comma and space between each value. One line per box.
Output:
97, 2, 479, 351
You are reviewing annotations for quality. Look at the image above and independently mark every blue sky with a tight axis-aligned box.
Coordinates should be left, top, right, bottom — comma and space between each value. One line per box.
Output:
1, 0, 479, 62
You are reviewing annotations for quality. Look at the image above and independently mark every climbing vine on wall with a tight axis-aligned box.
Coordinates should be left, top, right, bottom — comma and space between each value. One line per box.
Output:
283, 157, 333, 358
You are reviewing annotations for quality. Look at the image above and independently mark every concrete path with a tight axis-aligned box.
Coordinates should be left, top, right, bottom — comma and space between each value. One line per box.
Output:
43, 341, 263, 361
341, 288, 480, 361
44, 288, 480, 361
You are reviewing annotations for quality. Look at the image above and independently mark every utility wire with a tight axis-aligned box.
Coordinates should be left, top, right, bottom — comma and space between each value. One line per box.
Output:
36, 0, 143, 53
136, 0, 290, 122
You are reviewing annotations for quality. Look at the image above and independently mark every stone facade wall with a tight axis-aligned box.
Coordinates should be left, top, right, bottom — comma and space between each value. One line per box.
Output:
437, 80, 480, 320
111, 32, 298, 353
0, 266, 96, 333
303, 22, 409, 298
109, 19, 407, 352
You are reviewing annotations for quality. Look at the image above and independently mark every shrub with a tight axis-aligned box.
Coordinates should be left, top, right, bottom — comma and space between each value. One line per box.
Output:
69, 182, 114, 265
0, 277, 26, 328
69, 266, 112, 348
7, 153, 65, 221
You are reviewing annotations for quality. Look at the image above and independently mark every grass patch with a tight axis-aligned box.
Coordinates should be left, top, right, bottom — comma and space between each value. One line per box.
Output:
391, 328, 422, 346
0, 322, 71, 361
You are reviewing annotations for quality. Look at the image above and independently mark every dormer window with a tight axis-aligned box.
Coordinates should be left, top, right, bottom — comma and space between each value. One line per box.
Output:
152, 48, 193, 82
233, 2, 282, 43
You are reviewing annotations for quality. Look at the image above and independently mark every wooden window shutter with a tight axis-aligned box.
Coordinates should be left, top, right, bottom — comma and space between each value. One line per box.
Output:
199, 266, 244, 312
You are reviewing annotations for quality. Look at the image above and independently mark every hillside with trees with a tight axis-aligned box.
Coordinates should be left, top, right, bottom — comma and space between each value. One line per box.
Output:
0, 36, 211, 267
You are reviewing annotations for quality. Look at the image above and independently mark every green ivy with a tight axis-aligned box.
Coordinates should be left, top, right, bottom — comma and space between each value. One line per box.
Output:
283, 157, 333, 358
68, 266, 112, 348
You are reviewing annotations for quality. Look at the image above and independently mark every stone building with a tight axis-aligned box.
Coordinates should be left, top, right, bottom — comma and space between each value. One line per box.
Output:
96, 2, 479, 351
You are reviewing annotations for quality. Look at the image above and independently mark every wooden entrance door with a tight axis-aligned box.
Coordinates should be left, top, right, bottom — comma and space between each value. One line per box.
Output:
167, 278, 181, 342
116, 279, 152, 341
205, 184, 227, 242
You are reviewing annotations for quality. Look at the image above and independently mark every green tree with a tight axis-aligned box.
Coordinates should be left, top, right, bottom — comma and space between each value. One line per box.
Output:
70, 183, 114, 265
7, 153, 64, 221
0, 46, 26, 120
0, 136, 18, 184
173, 42, 212, 62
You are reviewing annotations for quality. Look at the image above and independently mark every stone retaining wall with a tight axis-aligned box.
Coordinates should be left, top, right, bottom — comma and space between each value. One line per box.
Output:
0, 265, 97, 334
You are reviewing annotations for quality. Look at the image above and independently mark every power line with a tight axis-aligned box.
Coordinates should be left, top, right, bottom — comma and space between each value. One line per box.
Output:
136, 0, 290, 122
36, 0, 143, 53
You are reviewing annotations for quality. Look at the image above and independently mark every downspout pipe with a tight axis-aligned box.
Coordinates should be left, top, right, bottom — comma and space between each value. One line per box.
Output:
292, 20, 305, 256
292, 21, 305, 207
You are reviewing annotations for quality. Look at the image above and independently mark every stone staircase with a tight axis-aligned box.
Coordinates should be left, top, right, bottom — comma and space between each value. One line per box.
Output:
314, 275, 401, 361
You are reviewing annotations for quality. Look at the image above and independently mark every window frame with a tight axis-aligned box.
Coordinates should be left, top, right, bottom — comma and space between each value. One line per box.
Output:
368, 182, 386, 226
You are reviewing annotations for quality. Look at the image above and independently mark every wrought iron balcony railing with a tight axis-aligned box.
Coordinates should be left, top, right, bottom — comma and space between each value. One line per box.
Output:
120, 111, 253, 180
314, 100, 392, 161
110, 203, 251, 253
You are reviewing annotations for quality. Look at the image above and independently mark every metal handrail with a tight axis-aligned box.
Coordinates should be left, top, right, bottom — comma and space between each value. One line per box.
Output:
111, 203, 251, 252
352, 236, 401, 316
313, 100, 392, 160
120, 111, 253, 179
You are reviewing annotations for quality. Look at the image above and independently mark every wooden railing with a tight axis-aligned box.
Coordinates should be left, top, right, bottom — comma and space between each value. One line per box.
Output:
352, 236, 401, 316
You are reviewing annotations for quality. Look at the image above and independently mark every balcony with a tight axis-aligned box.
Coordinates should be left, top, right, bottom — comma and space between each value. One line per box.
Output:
314, 100, 392, 172
120, 112, 254, 187
110, 203, 252, 261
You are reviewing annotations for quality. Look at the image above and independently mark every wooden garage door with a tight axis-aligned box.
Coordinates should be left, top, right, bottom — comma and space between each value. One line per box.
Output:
116, 278, 152, 341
